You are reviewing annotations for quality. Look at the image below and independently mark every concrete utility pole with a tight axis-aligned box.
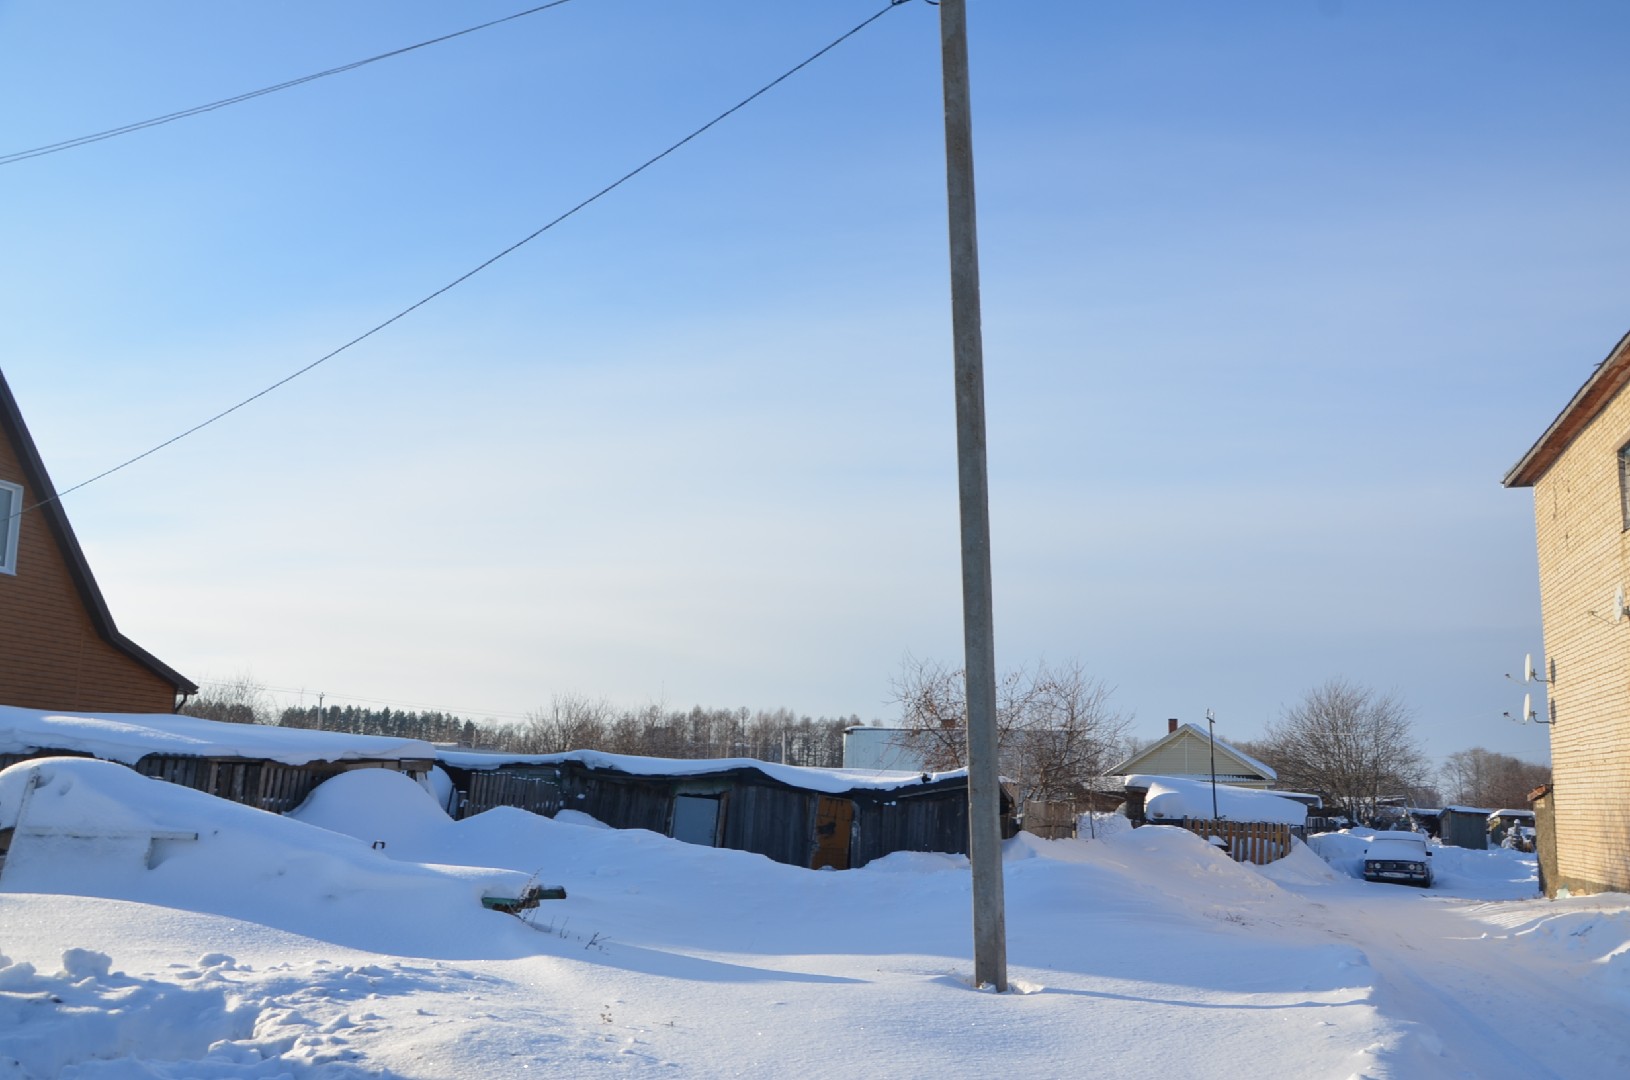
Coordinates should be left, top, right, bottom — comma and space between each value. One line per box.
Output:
938, 0, 1007, 992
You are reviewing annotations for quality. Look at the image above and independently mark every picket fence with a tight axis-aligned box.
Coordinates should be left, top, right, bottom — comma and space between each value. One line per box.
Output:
1177, 819, 1294, 865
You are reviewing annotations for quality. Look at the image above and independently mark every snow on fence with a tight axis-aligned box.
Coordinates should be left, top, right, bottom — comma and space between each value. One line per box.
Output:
1022, 800, 1078, 840
1178, 819, 1293, 865
459, 771, 562, 818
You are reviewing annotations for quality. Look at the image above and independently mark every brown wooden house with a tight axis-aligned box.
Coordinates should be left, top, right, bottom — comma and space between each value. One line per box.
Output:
0, 369, 195, 712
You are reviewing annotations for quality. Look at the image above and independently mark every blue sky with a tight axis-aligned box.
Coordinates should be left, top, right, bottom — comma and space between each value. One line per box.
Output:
2, 1, 1625, 764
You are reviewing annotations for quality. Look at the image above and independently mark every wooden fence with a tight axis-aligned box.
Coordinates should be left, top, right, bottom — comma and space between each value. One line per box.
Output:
460, 771, 562, 819
1178, 819, 1293, 865
1022, 800, 1079, 840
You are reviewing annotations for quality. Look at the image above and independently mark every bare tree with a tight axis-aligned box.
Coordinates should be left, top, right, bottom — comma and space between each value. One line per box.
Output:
1009, 660, 1130, 802
889, 654, 1128, 803
889, 654, 974, 771
1257, 679, 1428, 824
180, 672, 272, 725
1441, 747, 1550, 808
513, 693, 613, 754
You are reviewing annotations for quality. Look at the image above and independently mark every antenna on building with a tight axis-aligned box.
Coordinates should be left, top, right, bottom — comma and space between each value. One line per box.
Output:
1505, 653, 1554, 684
1586, 585, 1626, 625
1504, 692, 1556, 726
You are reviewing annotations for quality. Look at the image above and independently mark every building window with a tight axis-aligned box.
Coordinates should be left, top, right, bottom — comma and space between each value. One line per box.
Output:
0, 479, 20, 574
1620, 443, 1630, 531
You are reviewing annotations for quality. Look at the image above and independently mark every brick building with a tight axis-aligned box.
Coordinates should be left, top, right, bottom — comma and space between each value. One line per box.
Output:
1504, 329, 1630, 896
0, 369, 194, 712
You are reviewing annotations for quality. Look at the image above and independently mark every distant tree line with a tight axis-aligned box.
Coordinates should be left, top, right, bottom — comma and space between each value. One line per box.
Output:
180, 680, 861, 769
277, 703, 478, 747
180, 673, 1550, 814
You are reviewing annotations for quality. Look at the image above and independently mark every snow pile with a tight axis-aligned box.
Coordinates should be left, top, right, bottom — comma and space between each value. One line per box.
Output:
0, 949, 260, 1078
0, 758, 538, 957
1, 756, 1625, 1078
1306, 828, 1541, 900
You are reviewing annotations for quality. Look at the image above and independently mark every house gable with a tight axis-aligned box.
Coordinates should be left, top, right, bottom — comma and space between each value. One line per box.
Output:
1110, 723, 1275, 787
0, 370, 194, 712
1505, 329, 1630, 489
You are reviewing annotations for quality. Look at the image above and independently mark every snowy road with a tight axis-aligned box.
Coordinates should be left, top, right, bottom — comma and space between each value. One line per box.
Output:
1263, 867, 1630, 1079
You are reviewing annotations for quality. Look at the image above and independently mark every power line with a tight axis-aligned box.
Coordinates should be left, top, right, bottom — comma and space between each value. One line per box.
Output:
19, 1, 911, 522
0, 1, 582, 167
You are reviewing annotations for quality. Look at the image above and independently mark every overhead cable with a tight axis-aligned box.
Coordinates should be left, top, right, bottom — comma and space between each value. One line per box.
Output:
22, 1, 911, 517
0, 0, 581, 167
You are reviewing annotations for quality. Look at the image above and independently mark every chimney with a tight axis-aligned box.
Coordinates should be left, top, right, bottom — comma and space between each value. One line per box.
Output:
1168, 718, 1179, 734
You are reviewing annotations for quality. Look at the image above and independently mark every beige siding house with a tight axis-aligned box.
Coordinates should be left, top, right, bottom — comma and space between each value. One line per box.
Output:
1504, 328, 1630, 897
1108, 720, 1276, 789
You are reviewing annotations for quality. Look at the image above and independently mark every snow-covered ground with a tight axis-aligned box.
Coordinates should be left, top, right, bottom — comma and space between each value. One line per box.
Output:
3, 757, 1628, 1079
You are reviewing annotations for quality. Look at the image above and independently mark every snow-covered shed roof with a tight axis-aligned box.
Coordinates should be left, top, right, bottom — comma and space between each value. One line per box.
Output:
437, 747, 966, 796
1126, 774, 1308, 826
0, 706, 436, 767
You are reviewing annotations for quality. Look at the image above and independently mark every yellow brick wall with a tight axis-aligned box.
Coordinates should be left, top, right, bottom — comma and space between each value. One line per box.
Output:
1530, 386, 1630, 895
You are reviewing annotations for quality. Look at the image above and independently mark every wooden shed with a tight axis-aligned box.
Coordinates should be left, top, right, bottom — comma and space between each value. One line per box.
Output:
1528, 784, 1559, 897
0, 706, 435, 813
1437, 805, 1494, 850
437, 749, 1013, 871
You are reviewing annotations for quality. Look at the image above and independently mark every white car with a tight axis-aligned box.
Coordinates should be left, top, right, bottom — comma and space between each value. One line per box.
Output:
1362, 831, 1433, 887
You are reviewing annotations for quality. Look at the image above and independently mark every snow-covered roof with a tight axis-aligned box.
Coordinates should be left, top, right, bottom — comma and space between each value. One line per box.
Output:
1489, 808, 1536, 820
1127, 774, 1308, 826
436, 747, 966, 795
0, 705, 436, 767
1442, 805, 1497, 815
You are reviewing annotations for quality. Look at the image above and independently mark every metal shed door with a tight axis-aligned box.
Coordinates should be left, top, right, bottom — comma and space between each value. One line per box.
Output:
671, 794, 722, 847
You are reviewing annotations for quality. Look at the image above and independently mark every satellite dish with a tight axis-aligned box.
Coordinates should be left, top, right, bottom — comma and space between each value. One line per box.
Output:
1615, 585, 1626, 624
1523, 692, 1533, 722
1524, 654, 1536, 682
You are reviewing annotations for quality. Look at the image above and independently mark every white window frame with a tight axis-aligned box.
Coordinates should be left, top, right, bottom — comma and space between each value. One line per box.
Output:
1620, 442, 1630, 532
0, 478, 20, 575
